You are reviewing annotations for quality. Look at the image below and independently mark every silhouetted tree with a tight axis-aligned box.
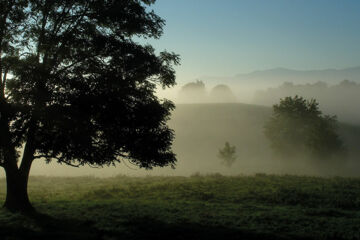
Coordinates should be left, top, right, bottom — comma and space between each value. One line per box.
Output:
218, 142, 236, 167
178, 80, 207, 103
0, 0, 179, 212
264, 96, 345, 160
209, 84, 237, 103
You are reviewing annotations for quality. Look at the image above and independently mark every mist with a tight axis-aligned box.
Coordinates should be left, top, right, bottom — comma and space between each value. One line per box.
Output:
145, 67, 360, 177
7, 98, 360, 178
1, 67, 359, 179
3, 66, 359, 178
254, 80, 360, 124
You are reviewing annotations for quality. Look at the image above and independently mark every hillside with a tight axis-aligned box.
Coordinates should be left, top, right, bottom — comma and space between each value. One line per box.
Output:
199, 66, 360, 103
202, 66, 360, 87
235, 66, 360, 85
169, 103, 273, 175
170, 103, 360, 176
7, 103, 360, 177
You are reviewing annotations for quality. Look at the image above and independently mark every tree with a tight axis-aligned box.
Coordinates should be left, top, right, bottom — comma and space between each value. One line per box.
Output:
0, 0, 179, 212
178, 80, 207, 103
264, 96, 345, 160
218, 142, 236, 167
209, 84, 236, 103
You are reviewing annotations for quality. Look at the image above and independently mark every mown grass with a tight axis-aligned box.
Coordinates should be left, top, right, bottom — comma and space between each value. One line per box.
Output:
0, 174, 360, 239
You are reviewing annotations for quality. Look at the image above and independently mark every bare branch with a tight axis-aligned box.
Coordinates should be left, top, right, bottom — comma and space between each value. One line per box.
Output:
122, 160, 138, 171
1, 69, 7, 98
60, 161, 81, 168
33, 154, 49, 159
34, 154, 82, 168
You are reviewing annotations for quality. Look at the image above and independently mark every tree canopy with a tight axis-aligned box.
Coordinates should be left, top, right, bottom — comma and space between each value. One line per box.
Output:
209, 84, 236, 103
0, 0, 179, 212
264, 96, 345, 160
178, 80, 207, 103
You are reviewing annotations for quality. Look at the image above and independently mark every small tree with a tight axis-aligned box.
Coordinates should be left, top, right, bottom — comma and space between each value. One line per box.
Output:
264, 96, 345, 160
218, 142, 236, 167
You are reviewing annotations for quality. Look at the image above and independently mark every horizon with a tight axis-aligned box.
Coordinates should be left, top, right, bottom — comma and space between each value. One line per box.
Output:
198, 65, 360, 79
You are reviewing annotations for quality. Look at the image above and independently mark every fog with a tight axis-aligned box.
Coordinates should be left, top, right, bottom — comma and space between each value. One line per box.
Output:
2, 102, 359, 178
2, 66, 360, 178
254, 80, 360, 124
160, 66, 360, 125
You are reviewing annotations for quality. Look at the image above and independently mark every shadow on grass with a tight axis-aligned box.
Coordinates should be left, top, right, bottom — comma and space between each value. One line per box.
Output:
0, 211, 100, 240
0, 212, 322, 240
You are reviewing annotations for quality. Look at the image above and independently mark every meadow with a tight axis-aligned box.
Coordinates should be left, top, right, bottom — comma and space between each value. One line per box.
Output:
0, 174, 360, 239
1, 103, 359, 240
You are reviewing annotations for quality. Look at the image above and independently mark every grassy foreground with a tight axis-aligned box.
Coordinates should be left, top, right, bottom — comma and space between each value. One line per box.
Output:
0, 174, 360, 240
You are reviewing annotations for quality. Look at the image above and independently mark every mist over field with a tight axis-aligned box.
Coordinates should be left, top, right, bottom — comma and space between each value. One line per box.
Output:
3, 65, 360, 179
159, 66, 360, 123
159, 66, 360, 102
1, 65, 359, 179
7, 100, 359, 178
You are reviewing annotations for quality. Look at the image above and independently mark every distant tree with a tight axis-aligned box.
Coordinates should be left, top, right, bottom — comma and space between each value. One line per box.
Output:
0, 0, 179, 212
338, 79, 357, 88
178, 80, 207, 103
209, 84, 236, 103
182, 80, 206, 91
280, 81, 294, 89
218, 142, 237, 167
264, 96, 345, 159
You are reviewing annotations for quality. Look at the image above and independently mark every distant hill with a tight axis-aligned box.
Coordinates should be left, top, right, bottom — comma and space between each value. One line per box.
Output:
253, 80, 360, 124
169, 103, 360, 176
202, 66, 360, 86
199, 66, 360, 103
235, 66, 360, 85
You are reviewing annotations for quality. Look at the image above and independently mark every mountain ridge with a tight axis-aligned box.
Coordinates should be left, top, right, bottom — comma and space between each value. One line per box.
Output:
235, 66, 360, 78
199, 66, 360, 86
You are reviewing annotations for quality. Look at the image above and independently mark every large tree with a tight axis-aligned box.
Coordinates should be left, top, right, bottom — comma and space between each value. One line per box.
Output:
0, 0, 179, 212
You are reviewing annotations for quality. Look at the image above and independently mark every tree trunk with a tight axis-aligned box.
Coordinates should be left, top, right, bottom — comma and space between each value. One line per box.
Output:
3, 165, 34, 213
1, 115, 36, 213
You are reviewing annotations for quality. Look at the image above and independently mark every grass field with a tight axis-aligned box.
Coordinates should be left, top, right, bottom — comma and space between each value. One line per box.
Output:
0, 174, 360, 239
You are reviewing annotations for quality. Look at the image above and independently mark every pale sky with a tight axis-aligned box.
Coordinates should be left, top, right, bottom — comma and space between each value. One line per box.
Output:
146, 0, 360, 84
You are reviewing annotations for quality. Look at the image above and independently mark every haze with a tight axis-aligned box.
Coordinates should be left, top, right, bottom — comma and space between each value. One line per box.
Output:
3, 0, 360, 178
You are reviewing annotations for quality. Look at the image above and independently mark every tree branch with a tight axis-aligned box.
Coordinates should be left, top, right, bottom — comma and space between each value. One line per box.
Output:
33, 154, 82, 168
122, 160, 139, 171
19, 120, 36, 174
60, 161, 81, 168
1, 69, 7, 98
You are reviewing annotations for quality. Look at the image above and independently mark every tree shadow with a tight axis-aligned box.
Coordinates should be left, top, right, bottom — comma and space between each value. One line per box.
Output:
0, 211, 100, 240
0, 212, 321, 240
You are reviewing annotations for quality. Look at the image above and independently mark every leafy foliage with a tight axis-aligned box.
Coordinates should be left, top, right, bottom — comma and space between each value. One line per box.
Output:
209, 84, 236, 102
218, 142, 236, 167
264, 96, 345, 160
1, 0, 179, 169
0, 0, 179, 211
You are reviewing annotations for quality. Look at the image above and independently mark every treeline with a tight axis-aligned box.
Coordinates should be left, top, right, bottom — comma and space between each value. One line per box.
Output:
177, 80, 237, 103
253, 80, 360, 124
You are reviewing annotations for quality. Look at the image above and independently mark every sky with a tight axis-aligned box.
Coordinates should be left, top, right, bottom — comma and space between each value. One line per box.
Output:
145, 0, 360, 84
